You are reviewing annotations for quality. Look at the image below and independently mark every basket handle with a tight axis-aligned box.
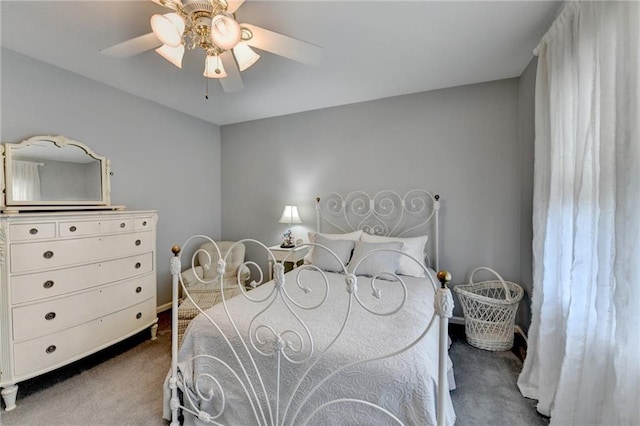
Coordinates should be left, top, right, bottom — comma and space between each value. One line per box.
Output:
468, 267, 513, 303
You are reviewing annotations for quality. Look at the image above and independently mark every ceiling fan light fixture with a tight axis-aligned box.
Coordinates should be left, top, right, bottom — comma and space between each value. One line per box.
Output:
103, 1, 325, 94
232, 42, 260, 71
203, 55, 228, 79
150, 13, 184, 47
156, 44, 185, 68
210, 13, 241, 50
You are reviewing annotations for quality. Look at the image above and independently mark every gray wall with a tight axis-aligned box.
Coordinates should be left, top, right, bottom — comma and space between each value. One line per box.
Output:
1, 48, 538, 328
220, 79, 525, 320
1, 49, 222, 308
517, 57, 537, 333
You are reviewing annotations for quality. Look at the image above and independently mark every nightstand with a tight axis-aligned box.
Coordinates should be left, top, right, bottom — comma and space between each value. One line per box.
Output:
268, 245, 309, 280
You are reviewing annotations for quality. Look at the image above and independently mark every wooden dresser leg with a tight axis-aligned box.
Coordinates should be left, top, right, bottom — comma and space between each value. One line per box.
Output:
150, 317, 159, 341
1, 384, 18, 411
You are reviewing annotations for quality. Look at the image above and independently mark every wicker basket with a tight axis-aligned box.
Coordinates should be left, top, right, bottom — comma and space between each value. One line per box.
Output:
454, 267, 523, 351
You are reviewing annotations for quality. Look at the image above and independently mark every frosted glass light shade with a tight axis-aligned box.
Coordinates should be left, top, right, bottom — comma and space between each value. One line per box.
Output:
155, 44, 184, 68
203, 55, 227, 78
150, 13, 184, 47
232, 42, 260, 71
278, 205, 302, 225
210, 13, 241, 50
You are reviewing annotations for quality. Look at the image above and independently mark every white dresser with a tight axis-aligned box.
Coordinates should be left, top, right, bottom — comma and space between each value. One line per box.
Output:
0, 210, 158, 411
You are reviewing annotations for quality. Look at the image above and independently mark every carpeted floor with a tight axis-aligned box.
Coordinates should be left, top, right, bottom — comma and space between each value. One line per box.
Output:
448, 324, 549, 426
1, 312, 548, 425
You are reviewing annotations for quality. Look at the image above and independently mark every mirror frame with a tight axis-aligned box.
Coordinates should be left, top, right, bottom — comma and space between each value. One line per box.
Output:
1, 135, 111, 211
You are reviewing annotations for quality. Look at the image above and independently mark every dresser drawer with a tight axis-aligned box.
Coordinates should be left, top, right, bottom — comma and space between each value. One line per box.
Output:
133, 216, 154, 231
13, 298, 156, 377
9, 223, 56, 241
11, 252, 154, 304
12, 273, 155, 340
58, 218, 133, 238
10, 231, 154, 273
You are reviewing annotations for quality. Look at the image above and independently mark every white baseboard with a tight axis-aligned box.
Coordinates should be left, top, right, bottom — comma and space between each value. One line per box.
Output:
450, 315, 466, 325
514, 325, 528, 346
156, 302, 172, 314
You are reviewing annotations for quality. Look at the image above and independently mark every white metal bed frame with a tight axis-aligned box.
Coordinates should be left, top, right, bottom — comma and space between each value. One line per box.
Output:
168, 189, 454, 425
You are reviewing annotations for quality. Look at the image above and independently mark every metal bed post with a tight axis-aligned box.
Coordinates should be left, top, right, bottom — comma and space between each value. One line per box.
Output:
434, 194, 440, 271
315, 197, 321, 233
169, 245, 182, 426
436, 270, 453, 426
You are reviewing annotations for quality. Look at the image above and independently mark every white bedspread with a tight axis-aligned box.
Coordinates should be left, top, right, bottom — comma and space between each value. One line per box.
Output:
164, 268, 456, 425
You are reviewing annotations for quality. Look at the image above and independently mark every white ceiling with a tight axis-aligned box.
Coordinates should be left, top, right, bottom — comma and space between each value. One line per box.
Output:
1, 0, 561, 126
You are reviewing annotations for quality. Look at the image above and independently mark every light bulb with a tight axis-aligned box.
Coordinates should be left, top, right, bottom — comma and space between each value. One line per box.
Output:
155, 44, 184, 68
232, 42, 260, 71
150, 13, 185, 47
210, 13, 241, 50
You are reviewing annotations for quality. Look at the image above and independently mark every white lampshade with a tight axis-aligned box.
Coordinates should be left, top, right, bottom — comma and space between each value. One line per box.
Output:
203, 55, 227, 78
155, 44, 184, 68
278, 205, 302, 225
150, 13, 185, 48
232, 42, 260, 71
210, 13, 241, 50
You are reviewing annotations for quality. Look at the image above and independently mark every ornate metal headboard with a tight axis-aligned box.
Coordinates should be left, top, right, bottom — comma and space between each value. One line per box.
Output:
315, 189, 441, 270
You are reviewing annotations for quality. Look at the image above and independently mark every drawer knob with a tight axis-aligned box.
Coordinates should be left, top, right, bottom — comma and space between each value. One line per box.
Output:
120, 222, 126, 228
43, 280, 54, 289
135, 286, 142, 293
135, 239, 141, 246
29, 228, 39, 235
46, 345, 57, 354
142, 221, 147, 226
43, 251, 54, 259
135, 262, 141, 269
45, 312, 56, 321
69, 226, 77, 232
136, 312, 142, 319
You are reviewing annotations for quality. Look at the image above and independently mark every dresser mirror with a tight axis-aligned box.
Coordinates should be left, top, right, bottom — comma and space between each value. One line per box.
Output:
1, 135, 110, 212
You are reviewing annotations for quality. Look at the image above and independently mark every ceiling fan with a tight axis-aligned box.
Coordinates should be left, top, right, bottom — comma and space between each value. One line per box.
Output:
100, 0, 323, 93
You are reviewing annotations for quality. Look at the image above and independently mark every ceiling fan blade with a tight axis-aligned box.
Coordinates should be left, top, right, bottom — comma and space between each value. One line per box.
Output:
226, 0, 245, 14
219, 51, 244, 93
240, 24, 323, 65
100, 33, 162, 58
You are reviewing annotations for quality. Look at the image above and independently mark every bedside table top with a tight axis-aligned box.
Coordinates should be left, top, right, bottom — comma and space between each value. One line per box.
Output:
268, 245, 309, 262
269, 244, 308, 253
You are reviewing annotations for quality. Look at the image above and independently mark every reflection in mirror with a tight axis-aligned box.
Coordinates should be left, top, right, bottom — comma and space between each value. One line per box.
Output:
10, 142, 102, 202
3, 136, 109, 208
11, 160, 42, 201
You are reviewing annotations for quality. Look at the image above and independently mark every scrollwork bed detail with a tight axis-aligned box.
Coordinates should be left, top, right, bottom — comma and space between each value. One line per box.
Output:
315, 189, 441, 270
166, 190, 454, 426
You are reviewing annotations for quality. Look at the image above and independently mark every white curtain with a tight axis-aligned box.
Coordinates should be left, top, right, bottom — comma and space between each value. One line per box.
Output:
11, 160, 42, 201
518, 1, 640, 425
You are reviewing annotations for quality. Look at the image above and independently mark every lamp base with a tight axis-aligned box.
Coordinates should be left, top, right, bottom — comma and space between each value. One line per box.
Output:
280, 243, 295, 249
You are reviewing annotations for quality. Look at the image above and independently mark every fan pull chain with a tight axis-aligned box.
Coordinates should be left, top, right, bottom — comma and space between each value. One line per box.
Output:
205, 59, 209, 100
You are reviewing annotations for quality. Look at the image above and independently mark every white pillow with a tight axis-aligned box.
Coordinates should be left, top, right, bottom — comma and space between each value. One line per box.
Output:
347, 241, 403, 277
310, 234, 356, 272
360, 233, 429, 277
304, 230, 363, 264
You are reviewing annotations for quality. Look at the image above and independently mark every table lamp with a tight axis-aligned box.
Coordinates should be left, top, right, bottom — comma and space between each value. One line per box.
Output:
278, 205, 302, 248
